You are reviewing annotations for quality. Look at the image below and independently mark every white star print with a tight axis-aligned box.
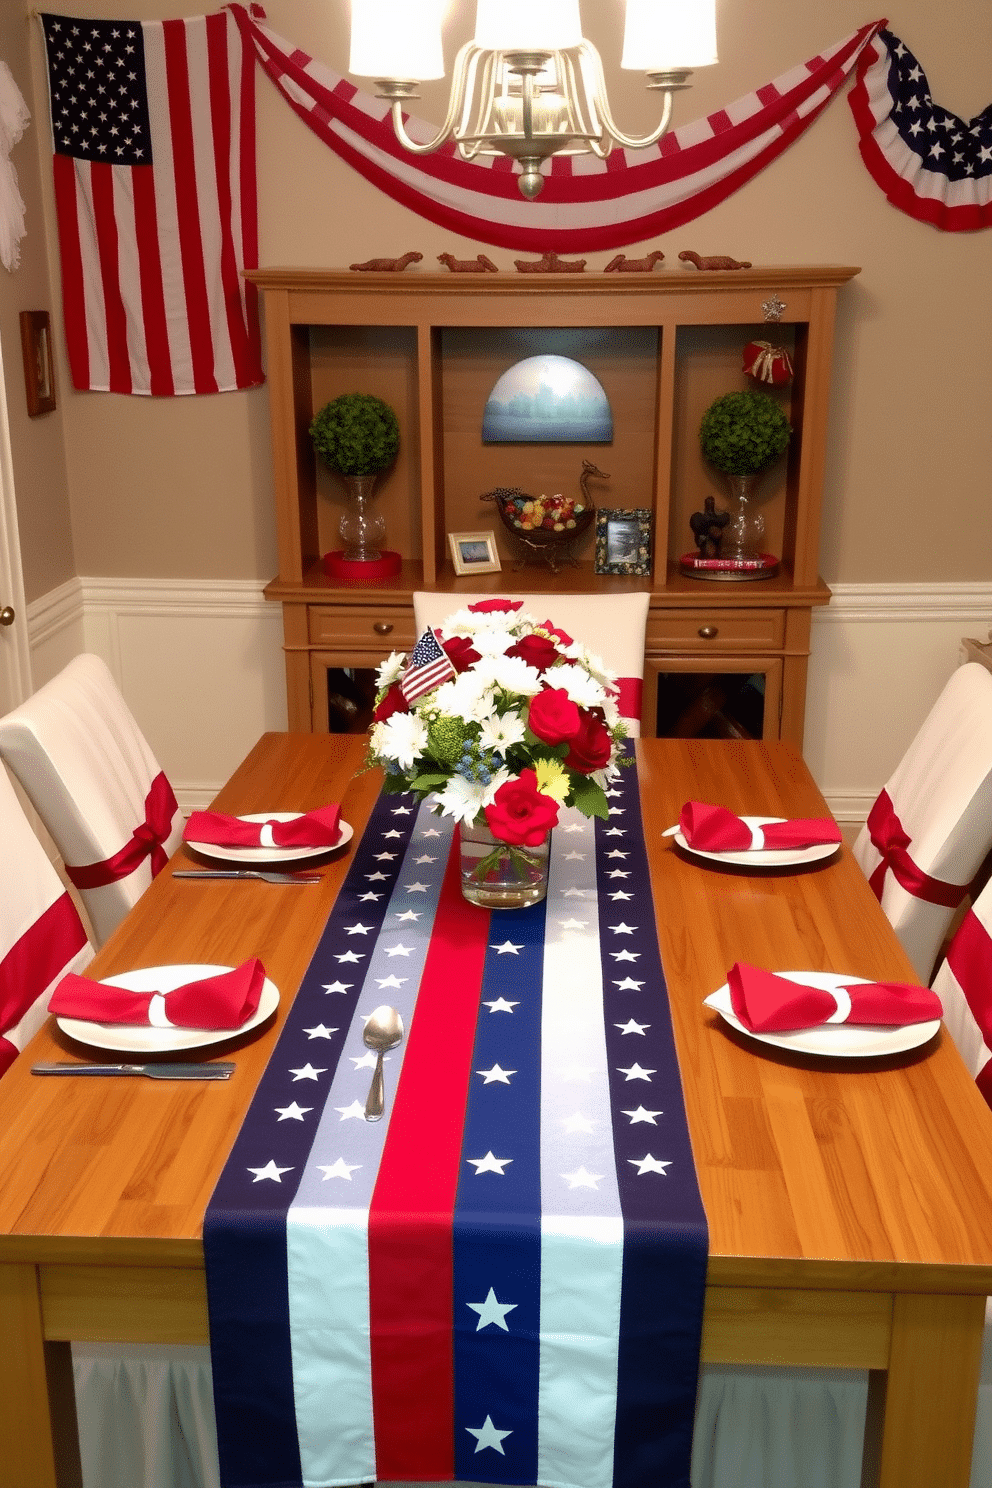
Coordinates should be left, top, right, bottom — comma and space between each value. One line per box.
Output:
558, 918, 587, 931
558, 822, 585, 833
561, 1112, 596, 1134
413, 854, 437, 864
248, 1160, 292, 1182
562, 1166, 603, 1189
477, 1064, 516, 1084
483, 997, 518, 1013
323, 980, 353, 994
391, 806, 412, 815
491, 940, 523, 954
468, 1151, 513, 1175
289, 1064, 327, 1081
618, 1063, 656, 1081
382, 829, 404, 838
365, 871, 389, 881
607, 870, 630, 879
421, 828, 441, 837
358, 892, 382, 903
606, 851, 629, 860
610, 890, 633, 901
615, 977, 644, 991
466, 1416, 512, 1455
404, 881, 430, 893
345, 922, 374, 936
623, 1106, 663, 1125
616, 1018, 649, 1035
318, 1158, 361, 1180
374, 851, 397, 861
350, 1052, 379, 1070
334, 1100, 368, 1121
611, 949, 640, 962
629, 1153, 673, 1176
467, 1288, 517, 1331
383, 943, 414, 957
605, 828, 626, 836
394, 909, 420, 922
303, 1024, 337, 1039
335, 950, 363, 964
274, 1103, 311, 1122
610, 922, 636, 934
375, 974, 406, 990
563, 850, 585, 861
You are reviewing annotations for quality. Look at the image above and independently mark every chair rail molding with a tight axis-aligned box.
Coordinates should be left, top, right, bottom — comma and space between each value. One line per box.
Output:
21, 575, 992, 823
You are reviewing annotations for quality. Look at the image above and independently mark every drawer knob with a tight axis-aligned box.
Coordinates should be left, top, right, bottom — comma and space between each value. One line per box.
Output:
698, 625, 719, 640
373, 621, 394, 636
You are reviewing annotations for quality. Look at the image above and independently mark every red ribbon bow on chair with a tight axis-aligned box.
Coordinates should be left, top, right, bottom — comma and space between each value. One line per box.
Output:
66, 772, 178, 890
866, 789, 966, 909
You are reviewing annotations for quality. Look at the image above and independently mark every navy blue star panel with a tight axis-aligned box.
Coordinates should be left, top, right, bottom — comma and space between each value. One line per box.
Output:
43, 18, 153, 166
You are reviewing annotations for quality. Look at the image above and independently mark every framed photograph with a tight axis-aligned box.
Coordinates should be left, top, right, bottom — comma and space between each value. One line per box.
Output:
595, 508, 652, 576
449, 530, 502, 576
20, 311, 56, 417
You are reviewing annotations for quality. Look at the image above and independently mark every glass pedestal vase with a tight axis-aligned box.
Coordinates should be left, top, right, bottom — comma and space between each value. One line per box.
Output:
721, 473, 766, 564
459, 819, 550, 910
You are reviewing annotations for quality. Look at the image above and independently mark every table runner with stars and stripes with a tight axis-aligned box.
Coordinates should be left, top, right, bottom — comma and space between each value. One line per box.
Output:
204, 756, 708, 1488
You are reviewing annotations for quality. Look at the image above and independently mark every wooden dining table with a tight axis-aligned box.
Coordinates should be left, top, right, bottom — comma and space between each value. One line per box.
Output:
3, 732, 992, 1488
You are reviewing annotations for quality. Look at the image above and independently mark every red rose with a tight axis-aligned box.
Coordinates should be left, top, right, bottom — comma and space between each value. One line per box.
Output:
467, 598, 523, 613
485, 769, 560, 846
528, 687, 581, 745
564, 709, 613, 773
537, 618, 574, 647
372, 683, 408, 723
507, 632, 560, 672
442, 635, 482, 673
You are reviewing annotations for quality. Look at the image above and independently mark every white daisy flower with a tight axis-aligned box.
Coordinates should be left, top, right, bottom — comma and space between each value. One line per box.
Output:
555, 663, 608, 710
483, 654, 544, 697
478, 710, 527, 753
431, 766, 511, 825
375, 712, 429, 772
375, 650, 406, 689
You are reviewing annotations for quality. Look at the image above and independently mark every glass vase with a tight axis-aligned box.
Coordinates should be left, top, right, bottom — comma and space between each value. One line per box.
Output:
459, 819, 550, 910
720, 473, 765, 564
338, 474, 386, 562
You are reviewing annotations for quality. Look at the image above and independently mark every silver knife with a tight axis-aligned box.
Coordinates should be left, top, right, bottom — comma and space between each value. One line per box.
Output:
32, 1061, 236, 1080
172, 870, 322, 883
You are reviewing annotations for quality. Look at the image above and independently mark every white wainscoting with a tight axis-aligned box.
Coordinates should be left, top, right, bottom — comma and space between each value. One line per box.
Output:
25, 577, 992, 823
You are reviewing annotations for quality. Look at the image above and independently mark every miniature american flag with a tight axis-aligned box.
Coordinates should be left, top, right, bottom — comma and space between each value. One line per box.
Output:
399, 629, 455, 704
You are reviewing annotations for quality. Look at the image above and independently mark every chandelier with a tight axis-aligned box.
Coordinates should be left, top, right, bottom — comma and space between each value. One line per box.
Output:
349, 0, 718, 200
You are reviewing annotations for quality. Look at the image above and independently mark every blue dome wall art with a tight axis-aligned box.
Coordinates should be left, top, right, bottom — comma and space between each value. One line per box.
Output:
482, 354, 613, 444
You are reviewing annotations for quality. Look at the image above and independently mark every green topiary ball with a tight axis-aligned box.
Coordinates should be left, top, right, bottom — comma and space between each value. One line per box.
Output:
310, 393, 400, 477
699, 390, 791, 477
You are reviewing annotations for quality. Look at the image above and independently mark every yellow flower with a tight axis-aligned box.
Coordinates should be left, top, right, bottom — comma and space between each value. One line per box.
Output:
533, 757, 570, 805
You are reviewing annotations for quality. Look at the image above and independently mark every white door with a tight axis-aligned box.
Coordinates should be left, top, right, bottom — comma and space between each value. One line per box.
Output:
0, 330, 31, 712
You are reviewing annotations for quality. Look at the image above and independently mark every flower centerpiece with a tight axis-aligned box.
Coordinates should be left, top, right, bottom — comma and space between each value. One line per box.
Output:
365, 599, 630, 908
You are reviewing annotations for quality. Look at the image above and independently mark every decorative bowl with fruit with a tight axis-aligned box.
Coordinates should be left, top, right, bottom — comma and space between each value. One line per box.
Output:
481, 486, 595, 572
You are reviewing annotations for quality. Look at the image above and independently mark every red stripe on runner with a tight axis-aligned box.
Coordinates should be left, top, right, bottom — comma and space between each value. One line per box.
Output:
131, 165, 174, 396
948, 910, 992, 1050
162, 18, 217, 394
51, 155, 90, 391
90, 164, 132, 394
368, 842, 491, 1480
0, 894, 88, 1037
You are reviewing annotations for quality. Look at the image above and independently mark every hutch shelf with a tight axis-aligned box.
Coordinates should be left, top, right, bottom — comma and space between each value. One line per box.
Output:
250, 265, 859, 745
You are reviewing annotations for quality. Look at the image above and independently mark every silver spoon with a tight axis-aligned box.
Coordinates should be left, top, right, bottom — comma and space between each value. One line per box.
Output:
363, 1005, 404, 1121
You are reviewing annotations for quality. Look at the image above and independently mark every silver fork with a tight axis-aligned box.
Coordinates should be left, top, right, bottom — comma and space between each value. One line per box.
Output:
172, 870, 322, 884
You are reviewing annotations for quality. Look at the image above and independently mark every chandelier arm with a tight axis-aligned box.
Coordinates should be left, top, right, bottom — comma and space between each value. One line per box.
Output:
379, 41, 482, 155
575, 39, 678, 151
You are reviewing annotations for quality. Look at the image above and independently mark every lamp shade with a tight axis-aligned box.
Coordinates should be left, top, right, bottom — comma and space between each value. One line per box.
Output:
350, 0, 445, 79
621, 0, 718, 70
474, 0, 583, 52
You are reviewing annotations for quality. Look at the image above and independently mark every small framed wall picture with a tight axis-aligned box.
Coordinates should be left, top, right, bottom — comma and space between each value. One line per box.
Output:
595, 508, 652, 576
19, 310, 56, 417
448, 529, 502, 576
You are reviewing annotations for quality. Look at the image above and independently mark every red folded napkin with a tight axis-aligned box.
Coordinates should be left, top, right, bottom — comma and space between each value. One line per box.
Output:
49, 958, 266, 1030
726, 962, 942, 1033
183, 805, 342, 850
679, 801, 842, 852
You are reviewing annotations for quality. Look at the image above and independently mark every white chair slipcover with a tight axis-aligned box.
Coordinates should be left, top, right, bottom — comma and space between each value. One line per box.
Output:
852, 663, 992, 982
411, 591, 651, 736
0, 763, 92, 1074
0, 655, 183, 946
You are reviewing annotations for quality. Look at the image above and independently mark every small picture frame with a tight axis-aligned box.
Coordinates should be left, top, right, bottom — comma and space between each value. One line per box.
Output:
595, 508, 652, 576
20, 310, 56, 417
449, 529, 502, 576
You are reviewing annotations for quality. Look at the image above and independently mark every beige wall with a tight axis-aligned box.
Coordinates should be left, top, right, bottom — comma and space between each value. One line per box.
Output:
0, 6, 75, 601
8, 0, 992, 592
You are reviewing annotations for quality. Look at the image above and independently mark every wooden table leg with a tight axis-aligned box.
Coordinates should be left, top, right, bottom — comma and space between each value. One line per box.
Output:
0, 1263, 60, 1488
877, 1292, 985, 1488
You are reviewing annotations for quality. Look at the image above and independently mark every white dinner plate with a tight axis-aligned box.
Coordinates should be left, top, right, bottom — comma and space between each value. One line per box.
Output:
665, 815, 840, 868
55, 963, 280, 1054
186, 812, 353, 865
704, 971, 941, 1058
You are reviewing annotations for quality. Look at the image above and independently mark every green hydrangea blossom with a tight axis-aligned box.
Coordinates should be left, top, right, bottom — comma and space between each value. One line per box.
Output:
427, 715, 467, 765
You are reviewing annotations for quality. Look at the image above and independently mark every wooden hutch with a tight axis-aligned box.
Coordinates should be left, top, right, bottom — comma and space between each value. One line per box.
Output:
250, 265, 859, 744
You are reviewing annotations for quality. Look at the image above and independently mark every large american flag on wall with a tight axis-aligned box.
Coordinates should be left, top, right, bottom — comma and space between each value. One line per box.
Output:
40, 10, 263, 396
